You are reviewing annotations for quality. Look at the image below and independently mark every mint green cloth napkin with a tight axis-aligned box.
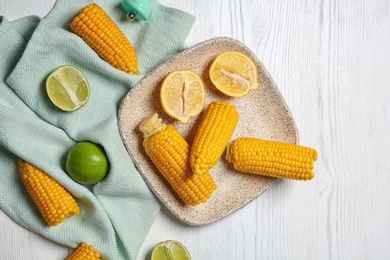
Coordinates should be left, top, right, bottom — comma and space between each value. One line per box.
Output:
0, 0, 195, 259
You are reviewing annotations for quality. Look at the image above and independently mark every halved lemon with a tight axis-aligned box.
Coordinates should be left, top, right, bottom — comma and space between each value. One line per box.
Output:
160, 70, 205, 124
209, 51, 259, 98
46, 65, 90, 111
151, 240, 192, 260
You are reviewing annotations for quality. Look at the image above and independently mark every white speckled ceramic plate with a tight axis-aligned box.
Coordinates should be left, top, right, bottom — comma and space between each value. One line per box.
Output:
118, 37, 298, 226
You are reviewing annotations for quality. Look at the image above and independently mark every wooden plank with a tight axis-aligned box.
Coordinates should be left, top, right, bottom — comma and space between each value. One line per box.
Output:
1, 0, 390, 259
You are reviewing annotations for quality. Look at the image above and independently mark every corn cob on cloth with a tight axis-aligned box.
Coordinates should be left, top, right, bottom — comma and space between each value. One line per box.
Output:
0, 0, 194, 259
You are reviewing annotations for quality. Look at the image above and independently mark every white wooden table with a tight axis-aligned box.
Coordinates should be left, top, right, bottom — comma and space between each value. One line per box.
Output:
1, 0, 390, 259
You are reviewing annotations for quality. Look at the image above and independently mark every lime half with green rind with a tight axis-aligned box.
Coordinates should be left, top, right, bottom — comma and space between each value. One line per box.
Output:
151, 240, 191, 260
46, 65, 90, 111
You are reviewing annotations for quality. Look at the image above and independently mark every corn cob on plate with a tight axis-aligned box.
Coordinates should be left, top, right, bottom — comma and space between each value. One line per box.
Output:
118, 37, 299, 226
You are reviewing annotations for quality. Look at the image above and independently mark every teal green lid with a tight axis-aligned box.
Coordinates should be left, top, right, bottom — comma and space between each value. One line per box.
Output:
122, 0, 150, 21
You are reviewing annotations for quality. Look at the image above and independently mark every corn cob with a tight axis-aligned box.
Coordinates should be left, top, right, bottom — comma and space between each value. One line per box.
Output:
66, 243, 101, 260
190, 101, 239, 178
18, 158, 80, 226
225, 137, 318, 180
139, 113, 217, 206
70, 4, 138, 74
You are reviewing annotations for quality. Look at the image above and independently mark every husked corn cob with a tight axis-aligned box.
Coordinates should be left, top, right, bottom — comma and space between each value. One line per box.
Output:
18, 158, 80, 226
190, 101, 239, 178
66, 243, 101, 260
225, 137, 318, 180
139, 113, 217, 206
70, 4, 138, 74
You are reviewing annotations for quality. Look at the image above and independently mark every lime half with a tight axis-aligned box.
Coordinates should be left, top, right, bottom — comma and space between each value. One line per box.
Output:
46, 65, 90, 111
151, 240, 191, 260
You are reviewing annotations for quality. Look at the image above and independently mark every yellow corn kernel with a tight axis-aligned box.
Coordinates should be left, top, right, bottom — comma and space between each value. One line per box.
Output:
139, 113, 217, 206
66, 243, 101, 260
190, 101, 239, 178
225, 137, 318, 180
70, 4, 138, 74
18, 158, 80, 226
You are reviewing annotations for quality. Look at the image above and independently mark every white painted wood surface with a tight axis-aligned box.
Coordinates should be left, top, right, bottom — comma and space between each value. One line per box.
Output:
1, 0, 390, 259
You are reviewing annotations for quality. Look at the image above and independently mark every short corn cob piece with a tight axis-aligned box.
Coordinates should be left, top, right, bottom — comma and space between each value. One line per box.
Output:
18, 158, 80, 226
225, 137, 318, 180
190, 101, 239, 178
139, 113, 217, 206
66, 243, 101, 260
70, 4, 138, 74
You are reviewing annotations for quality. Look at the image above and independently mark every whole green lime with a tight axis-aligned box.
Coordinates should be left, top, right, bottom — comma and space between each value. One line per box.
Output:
66, 141, 109, 185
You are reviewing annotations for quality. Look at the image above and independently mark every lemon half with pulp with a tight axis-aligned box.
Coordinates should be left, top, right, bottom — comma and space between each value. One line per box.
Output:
160, 70, 205, 124
209, 51, 259, 97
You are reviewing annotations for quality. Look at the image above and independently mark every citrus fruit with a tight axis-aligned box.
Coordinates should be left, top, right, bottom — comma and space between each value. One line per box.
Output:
151, 240, 191, 260
209, 51, 259, 97
66, 141, 109, 185
160, 70, 205, 124
46, 65, 90, 111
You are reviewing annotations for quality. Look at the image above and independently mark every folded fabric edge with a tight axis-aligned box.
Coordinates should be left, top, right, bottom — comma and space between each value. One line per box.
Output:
155, 1, 196, 29
0, 148, 37, 232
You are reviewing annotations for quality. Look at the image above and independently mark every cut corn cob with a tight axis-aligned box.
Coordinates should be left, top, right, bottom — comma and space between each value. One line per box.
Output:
70, 4, 138, 74
190, 101, 239, 178
66, 243, 101, 260
139, 113, 217, 206
225, 137, 318, 180
18, 158, 80, 226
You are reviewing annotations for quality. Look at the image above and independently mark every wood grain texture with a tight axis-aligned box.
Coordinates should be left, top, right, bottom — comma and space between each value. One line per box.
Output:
1, 0, 390, 259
